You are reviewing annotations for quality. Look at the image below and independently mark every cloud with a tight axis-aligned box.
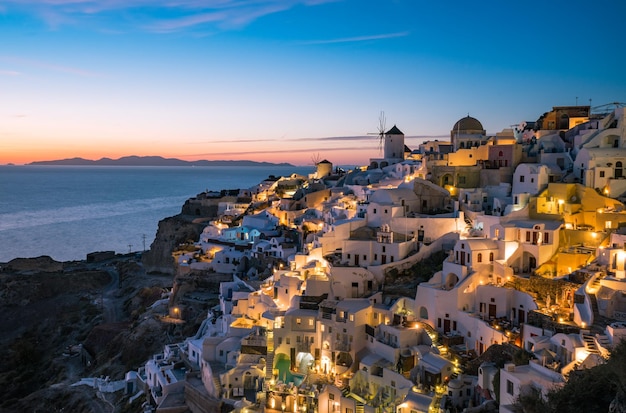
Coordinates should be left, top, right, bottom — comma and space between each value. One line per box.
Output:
191, 138, 281, 144
0, 56, 101, 77
298, 31, 410, 45
189, 145, 374, 157
0, 70, 21, 76
5, 0, 341, 32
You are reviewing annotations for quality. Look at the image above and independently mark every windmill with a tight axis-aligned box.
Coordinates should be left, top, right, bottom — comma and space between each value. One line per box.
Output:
368, 111, 387, 153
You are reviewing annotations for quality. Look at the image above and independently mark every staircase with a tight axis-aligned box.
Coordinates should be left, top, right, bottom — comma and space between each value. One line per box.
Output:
582, 333, 600, 355
589, 293, 613, 334
265, 329, 275, 391
418, 322, 447, 355
588, 274, 605, 293
213, 374, 222, 397
596, 334, 611, 349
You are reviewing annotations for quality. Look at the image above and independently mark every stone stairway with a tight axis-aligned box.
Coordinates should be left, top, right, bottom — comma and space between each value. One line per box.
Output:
596, 334, 611, 348
265, 329, 275, 391
419, 322, 447, 355
213, 374, 222, 397
582, 333, 600, 355
589, 293, 613, 334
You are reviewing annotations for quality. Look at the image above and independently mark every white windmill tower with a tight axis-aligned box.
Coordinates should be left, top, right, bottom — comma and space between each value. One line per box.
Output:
369, 111, 405, 162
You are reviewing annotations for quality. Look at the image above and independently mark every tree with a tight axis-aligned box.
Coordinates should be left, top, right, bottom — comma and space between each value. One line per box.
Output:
513, 340, 626, 413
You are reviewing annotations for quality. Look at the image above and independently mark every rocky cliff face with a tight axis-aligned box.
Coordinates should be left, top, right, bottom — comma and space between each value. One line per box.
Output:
141, 214, 205, 275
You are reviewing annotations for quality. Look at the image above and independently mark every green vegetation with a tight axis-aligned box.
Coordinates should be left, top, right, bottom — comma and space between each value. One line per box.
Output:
513, 340, 626, 413
383, 249, 447, 298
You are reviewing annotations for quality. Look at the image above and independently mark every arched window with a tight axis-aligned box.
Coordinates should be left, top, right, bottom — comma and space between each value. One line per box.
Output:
489, 252, 494, 262
499, 151, 504, 157
477, 253, 482, 263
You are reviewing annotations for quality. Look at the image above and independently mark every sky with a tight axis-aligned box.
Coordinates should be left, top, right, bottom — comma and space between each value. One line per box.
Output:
1, 0, 625, 166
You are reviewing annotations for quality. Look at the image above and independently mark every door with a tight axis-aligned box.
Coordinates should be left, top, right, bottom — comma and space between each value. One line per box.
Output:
489, 304, 497, 319
443, 319, 451, 334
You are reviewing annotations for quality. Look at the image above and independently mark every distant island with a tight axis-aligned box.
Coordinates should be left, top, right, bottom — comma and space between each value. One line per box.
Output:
28, 156, 294, 167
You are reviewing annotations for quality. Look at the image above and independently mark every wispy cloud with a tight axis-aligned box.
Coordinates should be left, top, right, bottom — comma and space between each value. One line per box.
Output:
298, 31, 410, 45
0, 56, 101, 77
0, 70, 21, 76
191, 138, 281, 144
4, 0, 341, 32
190, 145, 374, 157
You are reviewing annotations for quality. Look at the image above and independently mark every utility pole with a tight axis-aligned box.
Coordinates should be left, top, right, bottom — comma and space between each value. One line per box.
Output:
128, 244, 132, 254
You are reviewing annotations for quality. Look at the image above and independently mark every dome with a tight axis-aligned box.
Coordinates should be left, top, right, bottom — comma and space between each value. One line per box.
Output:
452, 115, 484, 133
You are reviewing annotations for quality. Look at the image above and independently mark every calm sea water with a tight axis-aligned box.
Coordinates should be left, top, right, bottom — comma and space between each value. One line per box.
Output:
0, 165, 312, 262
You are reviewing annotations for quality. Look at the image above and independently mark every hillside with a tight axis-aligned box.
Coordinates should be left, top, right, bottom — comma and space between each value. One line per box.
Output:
28, 156, 293, 167
0, 255, 175, 412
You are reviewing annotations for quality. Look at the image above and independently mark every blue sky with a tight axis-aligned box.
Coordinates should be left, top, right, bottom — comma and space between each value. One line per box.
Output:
1, 0, 625, 165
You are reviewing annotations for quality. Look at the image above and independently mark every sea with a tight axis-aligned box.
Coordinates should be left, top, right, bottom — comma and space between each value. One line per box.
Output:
0, 164, 314, 263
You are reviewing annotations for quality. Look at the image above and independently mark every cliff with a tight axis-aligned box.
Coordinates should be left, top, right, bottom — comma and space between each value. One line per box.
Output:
141, 214, 206, 275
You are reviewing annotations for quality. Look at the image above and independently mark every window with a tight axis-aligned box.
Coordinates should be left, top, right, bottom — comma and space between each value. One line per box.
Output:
349, 314, 354, 322
520, 175, 525, 182
507, 380, 514, 395
373, 208, 377, 214
296, 318, 301, 324
382, 246, 386, 253
477, 253, 482, 263
526, 231, 531, 242
458, 176, 466, 184
600, 171, 605, 177
286, 337, 290, 344
309, 319, 314, 326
